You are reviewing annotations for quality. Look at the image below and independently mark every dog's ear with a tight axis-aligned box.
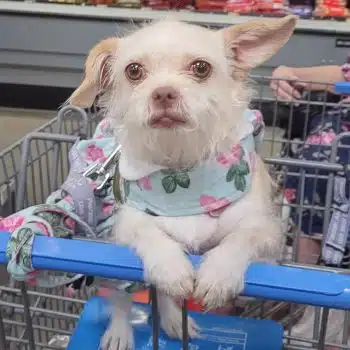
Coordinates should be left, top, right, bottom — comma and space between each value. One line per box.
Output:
220, 15, 297, 72
70, 37, 119, 108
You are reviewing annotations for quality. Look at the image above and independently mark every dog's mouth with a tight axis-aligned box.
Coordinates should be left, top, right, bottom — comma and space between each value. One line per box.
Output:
149, 111, 187, 129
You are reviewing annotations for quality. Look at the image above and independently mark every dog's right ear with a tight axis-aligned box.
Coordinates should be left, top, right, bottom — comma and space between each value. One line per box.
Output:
220, 15, 297, 72
70, 37, 119, 108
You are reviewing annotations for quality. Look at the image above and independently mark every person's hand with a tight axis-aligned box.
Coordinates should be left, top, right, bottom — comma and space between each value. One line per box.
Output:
270, 66, 307, 101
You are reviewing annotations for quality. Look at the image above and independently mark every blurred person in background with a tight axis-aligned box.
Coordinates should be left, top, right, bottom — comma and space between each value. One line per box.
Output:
270, 63, 350, 268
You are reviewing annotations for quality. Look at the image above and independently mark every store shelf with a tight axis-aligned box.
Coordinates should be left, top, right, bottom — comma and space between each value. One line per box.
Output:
1, 232, 350, 309
1, 1, 350, 33
0, 1, 349, 88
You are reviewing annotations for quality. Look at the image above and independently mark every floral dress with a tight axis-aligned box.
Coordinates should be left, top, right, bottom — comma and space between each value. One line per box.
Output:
282, 59, 350, 266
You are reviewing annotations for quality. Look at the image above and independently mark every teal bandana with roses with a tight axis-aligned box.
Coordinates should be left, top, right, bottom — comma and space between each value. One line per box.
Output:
116, 110, 265, 217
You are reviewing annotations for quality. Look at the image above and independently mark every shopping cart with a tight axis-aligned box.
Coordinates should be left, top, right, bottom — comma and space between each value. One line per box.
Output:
0, 77, 349, 350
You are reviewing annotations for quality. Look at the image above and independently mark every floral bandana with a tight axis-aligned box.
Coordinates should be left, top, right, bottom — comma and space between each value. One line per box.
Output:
3, 118, 119, 287
115, 110, 264, 217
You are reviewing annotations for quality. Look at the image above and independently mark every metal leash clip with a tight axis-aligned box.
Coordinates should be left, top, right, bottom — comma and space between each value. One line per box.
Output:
83, 145, 122, 191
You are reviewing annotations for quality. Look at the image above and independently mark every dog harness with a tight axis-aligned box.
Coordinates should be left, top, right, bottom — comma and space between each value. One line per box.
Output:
114, 110, 265, 217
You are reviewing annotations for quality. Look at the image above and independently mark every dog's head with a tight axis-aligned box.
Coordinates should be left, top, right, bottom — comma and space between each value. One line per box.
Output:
70, 17, 296, 167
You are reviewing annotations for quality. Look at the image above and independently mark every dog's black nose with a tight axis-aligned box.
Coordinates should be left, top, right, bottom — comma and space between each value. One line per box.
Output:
152, 86, 179, 108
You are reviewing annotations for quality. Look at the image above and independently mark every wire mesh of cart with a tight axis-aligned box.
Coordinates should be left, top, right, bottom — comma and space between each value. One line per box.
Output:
0, 76, 349, 350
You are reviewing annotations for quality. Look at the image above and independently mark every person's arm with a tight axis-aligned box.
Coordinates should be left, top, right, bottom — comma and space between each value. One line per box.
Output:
290, 65, 344, 92
270, 65, 344, 101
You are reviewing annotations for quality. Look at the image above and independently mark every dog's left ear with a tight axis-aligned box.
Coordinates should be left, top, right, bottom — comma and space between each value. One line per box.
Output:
220, 15, 297, 71
70, 37, 119, 108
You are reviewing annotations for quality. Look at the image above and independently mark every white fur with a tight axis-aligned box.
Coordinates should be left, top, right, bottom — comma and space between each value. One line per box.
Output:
101, 20, 249, 169
102, 157, 280, 348
94, 19, 285, 350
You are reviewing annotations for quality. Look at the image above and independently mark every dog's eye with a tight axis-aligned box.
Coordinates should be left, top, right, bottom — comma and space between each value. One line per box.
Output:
125, 63, 144, 81
190, 60, 212, 79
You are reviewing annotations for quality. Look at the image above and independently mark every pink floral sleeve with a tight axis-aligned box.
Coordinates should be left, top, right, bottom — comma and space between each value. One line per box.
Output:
341, 57, 350, 81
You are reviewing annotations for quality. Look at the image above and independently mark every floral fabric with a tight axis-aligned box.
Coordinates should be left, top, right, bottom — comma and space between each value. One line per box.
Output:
2, 109, 263, 287
118, 110, 264, 217
282, 60, 350, 265
2, 118, 120, 287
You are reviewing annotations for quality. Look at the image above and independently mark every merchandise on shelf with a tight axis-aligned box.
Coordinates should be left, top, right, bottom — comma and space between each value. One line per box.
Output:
145, 0, 192, 9
47, 0, 85, 3
225, 0, 257, 13
256, 0, 286, 14
144, 0, 170, 8
288, 5, 313, 16
47, 0, 142, 6
225, 0, 287, 14
314, 0, 349, 17
195, 0, 227, 11
16, 0, 350, 19
287, 0, 314, 17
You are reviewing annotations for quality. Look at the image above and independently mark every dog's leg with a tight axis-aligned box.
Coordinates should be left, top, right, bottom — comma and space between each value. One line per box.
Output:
194, 217, 280, 310
101, 292, 134, 350
133, 226, 195, 298
158, 292, 200, 339
117, 208, 195, 299
195, 157, 280, 309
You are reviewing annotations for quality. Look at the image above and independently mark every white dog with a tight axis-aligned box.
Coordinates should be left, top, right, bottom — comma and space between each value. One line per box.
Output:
70, 16, 297, 350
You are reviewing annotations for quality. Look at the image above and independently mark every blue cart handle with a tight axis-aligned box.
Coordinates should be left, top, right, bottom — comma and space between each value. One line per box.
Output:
1, 232, 350, 310
334, 82, 350, 95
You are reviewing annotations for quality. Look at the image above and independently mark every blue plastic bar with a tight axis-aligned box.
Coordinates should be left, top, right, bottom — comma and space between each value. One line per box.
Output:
334, 82, 350, 95
1, 232, 350, 310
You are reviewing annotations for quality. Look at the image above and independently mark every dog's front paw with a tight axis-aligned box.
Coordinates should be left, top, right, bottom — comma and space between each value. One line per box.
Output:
194, 253, 245, 310
145, 252, 195, 298
101, 321, 134, 350
162, 312, 200, 340
159, 298, 200, 339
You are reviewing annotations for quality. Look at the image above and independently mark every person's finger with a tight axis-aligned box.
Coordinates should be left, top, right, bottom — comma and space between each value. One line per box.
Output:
271, 79, 300, 100
270, 79, 289, 97
294, 80, 308, 88
278, 78, 303, 100
293, 80, 309, 94
277, 89, 296, 102
271, 84, 294, 101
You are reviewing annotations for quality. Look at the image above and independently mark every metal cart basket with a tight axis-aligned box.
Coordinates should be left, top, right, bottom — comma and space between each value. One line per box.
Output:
0, 77, 349, 350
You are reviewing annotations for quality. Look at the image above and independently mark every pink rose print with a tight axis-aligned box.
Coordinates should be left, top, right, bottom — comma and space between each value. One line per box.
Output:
27, 278, 38, 287
306, 135, 320, 145
320, 131, 336, 145
102, 203, 115, 216
200, 195, 230, 213
65, 286, 76, 298
34, 222, 50, 236
89, 181, 98, 191
100, 119, 110, 131
137, 177, 152, 191
284, 188, 296, 203
85, 144, 105, 162
64, 217, 76, 230
217, 144, 241, 167
27, 271, 40, 287
65, 196, 73, 205
306, 131, 336, 146
254, 110, 263, 123
0, 215, 25, 232
341, 123, 350, 132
